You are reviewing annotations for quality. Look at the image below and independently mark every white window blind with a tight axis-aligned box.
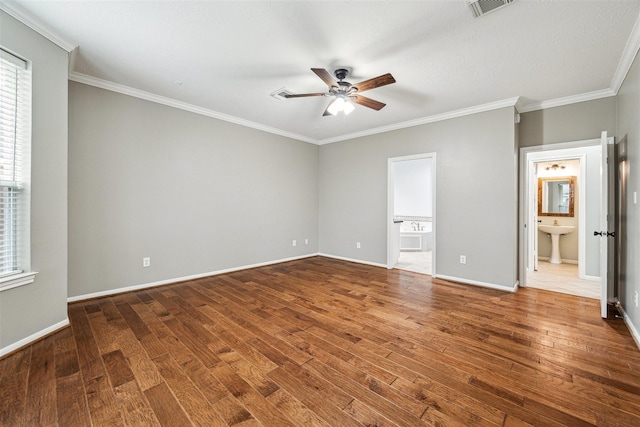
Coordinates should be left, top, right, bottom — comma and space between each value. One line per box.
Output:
0, 48, 29, 278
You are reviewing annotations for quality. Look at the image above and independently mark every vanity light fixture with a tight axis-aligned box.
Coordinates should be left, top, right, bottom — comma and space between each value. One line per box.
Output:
545, 163, 566, 171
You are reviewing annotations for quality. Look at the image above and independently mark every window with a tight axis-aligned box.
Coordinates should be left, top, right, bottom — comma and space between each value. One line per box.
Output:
0, 47, 35, 291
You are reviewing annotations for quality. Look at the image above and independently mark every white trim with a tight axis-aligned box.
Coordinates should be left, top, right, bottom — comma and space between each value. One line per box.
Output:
70, 71, 521, 146
68, 47, 78, 73
611, 11, 640, 94
67, 254, 318, 302
618, 304, 640, 351
435, 274, 518, 293
517, 89, 616, 113
319, 97, 520, 145
317, 253, 387, 269
520, 139, 601, 288
68, 72, 318, 145
0, 271, 37, 292
0, 318, 69, 358
0, 2, 77, 52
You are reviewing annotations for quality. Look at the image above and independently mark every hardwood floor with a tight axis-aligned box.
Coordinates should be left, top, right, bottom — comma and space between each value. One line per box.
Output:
1, 256, 639, 426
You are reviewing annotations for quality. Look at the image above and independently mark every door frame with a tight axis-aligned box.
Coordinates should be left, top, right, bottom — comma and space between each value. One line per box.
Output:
519, 138, 599, 287
387, 152, 436, 275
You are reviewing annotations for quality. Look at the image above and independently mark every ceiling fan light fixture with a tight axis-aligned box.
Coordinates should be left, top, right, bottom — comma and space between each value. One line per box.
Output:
326, 98, 342, 115
343, 100, 355, 115
327, 95, 355, 116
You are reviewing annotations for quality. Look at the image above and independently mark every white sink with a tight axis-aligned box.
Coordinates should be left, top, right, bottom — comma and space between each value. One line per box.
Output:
538, 224, 575, 264
538, 224, 575, 235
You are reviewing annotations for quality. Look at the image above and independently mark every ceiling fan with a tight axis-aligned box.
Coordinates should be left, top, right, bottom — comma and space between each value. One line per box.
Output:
285, 68, 396, 116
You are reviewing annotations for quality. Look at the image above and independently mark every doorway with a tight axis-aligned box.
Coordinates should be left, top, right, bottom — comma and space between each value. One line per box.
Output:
521, 142, 601, 296
387, 153, 436, 276
527, 157, 600, 299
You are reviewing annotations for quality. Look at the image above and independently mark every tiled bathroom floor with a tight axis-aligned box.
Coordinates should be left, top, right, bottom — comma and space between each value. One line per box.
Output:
396, 254, 599, 299
526, 260, 600, 299
395, 251, 432, 275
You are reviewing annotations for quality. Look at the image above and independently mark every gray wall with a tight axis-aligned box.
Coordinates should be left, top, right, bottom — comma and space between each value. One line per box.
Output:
616, 49, 640, 337
0, 11, 69, 351
519, 97, 616, 147
68, 82, 318, 298
319, 107, 518, 289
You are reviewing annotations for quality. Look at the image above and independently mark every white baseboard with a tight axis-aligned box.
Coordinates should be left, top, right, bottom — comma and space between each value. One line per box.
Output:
537, 256, 578, 264
318, 254, 517, 292
0, 318, 69, 358
435, 274, 519, 293
68, 253, 318, 303
316, 253, 387, 269
618, 305, 640, 351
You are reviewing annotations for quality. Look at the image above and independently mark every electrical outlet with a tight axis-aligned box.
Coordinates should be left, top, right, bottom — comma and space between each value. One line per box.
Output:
305, 238, 309, 245
460, 255, 467, 264
356, 242, 361, 249
292, 240, 297, 247
634, 291, 639, 307
143, 257, 151, 268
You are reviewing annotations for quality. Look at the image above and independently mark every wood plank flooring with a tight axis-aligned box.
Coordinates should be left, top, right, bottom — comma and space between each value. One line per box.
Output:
1, 256, 639, 426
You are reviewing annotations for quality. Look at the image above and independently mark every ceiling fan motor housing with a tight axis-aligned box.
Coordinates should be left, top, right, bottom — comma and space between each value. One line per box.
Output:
334, 68, 349, 81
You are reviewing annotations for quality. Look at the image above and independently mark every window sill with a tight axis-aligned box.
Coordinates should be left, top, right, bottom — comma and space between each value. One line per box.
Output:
0, 272, 38, 292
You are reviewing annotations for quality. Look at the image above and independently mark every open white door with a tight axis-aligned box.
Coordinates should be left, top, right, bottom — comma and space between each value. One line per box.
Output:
597, 131, 614, 318
533, 163, 539, 271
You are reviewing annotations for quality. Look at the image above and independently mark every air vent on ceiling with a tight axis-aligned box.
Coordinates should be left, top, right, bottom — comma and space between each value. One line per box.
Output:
270, 87, 294, 101
468, 0, 514, 18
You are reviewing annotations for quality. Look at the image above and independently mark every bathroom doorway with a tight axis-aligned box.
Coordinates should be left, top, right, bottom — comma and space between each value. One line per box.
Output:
387, 153, 436, 276
520, 139, 603, 300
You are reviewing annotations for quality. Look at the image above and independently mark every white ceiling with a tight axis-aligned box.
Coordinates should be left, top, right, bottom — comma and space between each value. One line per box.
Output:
5, 0, 640, 144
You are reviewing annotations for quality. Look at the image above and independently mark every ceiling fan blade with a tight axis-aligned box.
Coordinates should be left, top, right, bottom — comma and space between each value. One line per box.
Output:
311, 68, 338, 88
352, 73, 396, 93
284, 93, 326, 98
352, 95, 386, 111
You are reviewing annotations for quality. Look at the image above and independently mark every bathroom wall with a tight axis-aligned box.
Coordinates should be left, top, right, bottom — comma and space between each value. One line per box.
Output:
536, 159, 580, 262
394, 158, 433, 218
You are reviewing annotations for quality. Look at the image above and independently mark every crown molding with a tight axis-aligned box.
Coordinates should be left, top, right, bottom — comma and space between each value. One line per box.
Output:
317, 97, 520, 145
70, 71, 523, 146
611, 10, 640, 94
69, 72, 318, 145
0, 1, 77, 52
517, 88, 616, 113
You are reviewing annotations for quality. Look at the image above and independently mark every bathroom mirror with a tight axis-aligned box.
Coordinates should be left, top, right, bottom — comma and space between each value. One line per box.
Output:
538, 176, 575, 217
